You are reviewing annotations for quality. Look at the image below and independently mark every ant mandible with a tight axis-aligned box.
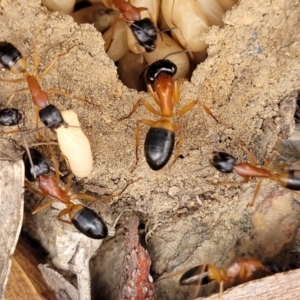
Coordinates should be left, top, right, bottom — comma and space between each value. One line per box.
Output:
210, 146, 300, 207
0, 41, 92, 128
106, 0, 157, 53
23, 148, 135, 239
120, 59, 215, 171
179, 258, 272, 298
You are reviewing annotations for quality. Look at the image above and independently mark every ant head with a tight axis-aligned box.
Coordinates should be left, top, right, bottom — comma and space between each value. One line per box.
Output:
210, 151, 236, 173
130, 18, 157, 52
145, 59, 177, 84
39, 104, 68, 129
23, 148, 50, 182
0, 107, 23, 126
0, 41, 26, 73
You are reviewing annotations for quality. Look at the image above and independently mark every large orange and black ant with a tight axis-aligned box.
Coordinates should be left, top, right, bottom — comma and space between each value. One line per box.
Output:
211, 146, 300, 206
120, 59, 215, 171
0, 41, 92, 128
23, 148, 136, 239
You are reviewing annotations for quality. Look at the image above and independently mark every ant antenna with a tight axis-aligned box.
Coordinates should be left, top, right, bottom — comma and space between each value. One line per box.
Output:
163, 49, 190, 61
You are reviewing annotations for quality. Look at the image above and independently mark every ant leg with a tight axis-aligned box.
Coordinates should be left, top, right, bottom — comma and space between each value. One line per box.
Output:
32, 198, 57, 214
38, 45, 77, 79
34, 107, 44, 141
25, 181, 45, 198
247, 179, 262, 207
119, 99, 143, 121
143, 100, 161, 115
176, 100, 197, 116
72, 178, 140, 203
0, 128, 26, 135
173, 81, 179, 105
118, 98, 160, 121
200, 103, 219, 123
70, 193, 97, 202
45, 88, 94, 106
263, 150, 279, 168
99, 177, 141, 202
132, 119, 155, 172
6, 87, 29, 106
147, 84, 160, 107
170, 123, 183, 167
0, 77, 25, 83
241, 146, 258, 166
210, 177, 249, 186
57, 208, 73, 224
269, 163, 289, 172
64, 173, 74, 194
218, 280, 224, 300
32, 42, 40, 77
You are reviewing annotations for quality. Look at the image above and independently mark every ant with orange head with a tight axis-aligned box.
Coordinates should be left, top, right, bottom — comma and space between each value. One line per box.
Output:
179, 258, 272, 298
120, 59, 216, 171
210, 146, 300, 207
106, 0, 157, 53
23, 148, 137, 239
0, 41, 92, 129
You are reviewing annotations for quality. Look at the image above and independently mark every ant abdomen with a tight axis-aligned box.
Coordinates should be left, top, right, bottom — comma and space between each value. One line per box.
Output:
0, 108, 22, 126
0, 41, 26, 73
145, 128, 175, 170
277, 170, 300, 190
69, 204, 108, 239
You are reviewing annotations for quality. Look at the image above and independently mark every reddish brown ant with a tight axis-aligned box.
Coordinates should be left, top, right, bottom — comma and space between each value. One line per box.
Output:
23, 148, 137, 239
120, 59, 215, 171
179, 258, 272, 298
210, 146, 300, 207
0, 41, 92, 128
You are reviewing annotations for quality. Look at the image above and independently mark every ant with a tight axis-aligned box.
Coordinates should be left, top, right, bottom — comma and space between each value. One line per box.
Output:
107, 0, 157, 53
0, 41, 92, 128
210, 146, 300, 207
120, 59, 215, 171
179, 258, 272, 298
23, 148, 136, 239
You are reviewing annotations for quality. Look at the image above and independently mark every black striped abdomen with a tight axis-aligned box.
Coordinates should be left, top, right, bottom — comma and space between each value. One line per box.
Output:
144, 128, 175, 170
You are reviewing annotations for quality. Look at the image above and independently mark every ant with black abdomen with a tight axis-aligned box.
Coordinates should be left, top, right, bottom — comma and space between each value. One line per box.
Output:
0, 41, 94, 130
157, 257, 275, 299
210, 146, 300, 207
120, 59, 217, 172
23, 147, 139, 239
179, 258, 273, 298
